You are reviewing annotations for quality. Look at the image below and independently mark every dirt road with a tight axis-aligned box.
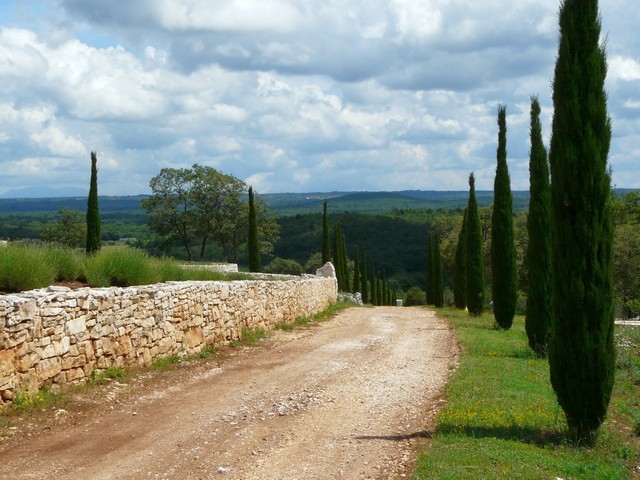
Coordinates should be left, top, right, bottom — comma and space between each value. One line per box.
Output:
0, 306, 458, 479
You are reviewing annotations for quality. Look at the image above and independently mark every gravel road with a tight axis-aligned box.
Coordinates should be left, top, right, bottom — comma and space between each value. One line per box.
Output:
0, 306, 458, 479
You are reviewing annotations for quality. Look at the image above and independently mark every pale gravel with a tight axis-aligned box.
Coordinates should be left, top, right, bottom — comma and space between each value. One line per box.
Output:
0, 306, 458, 480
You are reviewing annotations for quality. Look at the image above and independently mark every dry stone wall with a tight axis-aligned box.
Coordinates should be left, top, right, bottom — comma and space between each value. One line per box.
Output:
0, 274, 337, 405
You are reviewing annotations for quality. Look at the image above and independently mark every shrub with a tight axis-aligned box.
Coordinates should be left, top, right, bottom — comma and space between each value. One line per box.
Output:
84, 246, 162, 287
264, 257, 304, 275
0, 243, 56, 292
43, 245, 85, 282
404, 286, 427, 306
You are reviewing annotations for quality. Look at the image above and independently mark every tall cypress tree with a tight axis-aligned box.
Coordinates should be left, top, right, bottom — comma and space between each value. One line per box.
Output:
466, 173, 485, 316
371, 265, 378, 306
382, 270, 388, 306
426, 233, 434, 305
491, 105, 517, 329
548, 0, 614, 444
453, 208, 468, 309
86, 151, 101, 255
433, 233, 444, 308
341, 233, 351, 292
333, 224, 345, 290
526, 96, 552, 357
360, 247, 369, 303
322, 201, 331, 264
353, 246, 360, 294
248, 186, 261, 272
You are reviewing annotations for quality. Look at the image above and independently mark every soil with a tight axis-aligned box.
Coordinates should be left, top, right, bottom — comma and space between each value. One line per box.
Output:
0, 306, 458, 480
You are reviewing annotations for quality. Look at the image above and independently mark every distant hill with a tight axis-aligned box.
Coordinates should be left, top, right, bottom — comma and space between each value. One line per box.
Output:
0, 189, 636, 216
0, 195, 148, 213
262, 190, 530, 216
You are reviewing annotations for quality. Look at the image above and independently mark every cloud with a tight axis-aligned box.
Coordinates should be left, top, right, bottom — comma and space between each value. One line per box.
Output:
0, 0, 636, 196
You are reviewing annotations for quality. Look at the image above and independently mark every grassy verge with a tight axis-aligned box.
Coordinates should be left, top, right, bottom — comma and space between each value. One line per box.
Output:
414, 308, 639, 480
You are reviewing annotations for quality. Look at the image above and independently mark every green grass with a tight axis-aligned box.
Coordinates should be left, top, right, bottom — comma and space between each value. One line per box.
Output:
0, 243, 265, 293
198, 345, 216, 358
414, 308, 639, 480
10, 384, 66, 412
151, 354, 183, 371
89, 367, 126, 386
240, 326, 268, 345
0, 243, 57, 292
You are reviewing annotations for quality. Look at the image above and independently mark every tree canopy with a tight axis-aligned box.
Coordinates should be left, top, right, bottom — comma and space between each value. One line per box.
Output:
141, 164, 278, 262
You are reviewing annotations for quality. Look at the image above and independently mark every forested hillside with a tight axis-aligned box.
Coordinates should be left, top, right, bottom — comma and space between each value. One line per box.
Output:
275, 209, 453, 291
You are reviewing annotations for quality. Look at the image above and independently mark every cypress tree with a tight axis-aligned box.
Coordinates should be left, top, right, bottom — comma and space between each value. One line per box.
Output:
526, 96, 552, 357
322, 201, 331, 264
341, 234, 351, 292
433, 233, 444, 308
491, 105, 517, 329
86, 151, 101, 255
333, 224, 345, 290
371, 265, 378, 306
466, 173, 485, 316
377, 272, 383, 307
361, 248, 369, 303
453, 208, 468, 309
353, 246, 361, 294
426, 233, 434, 305
382, 270, 388, 306
548, 0, 614, 444
248, 186, 261, 272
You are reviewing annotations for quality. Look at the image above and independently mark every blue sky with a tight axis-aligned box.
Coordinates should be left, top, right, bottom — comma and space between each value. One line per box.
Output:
0, 0, 637, 196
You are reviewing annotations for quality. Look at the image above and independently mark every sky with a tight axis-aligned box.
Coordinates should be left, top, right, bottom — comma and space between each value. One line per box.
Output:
0, 0, 638, 197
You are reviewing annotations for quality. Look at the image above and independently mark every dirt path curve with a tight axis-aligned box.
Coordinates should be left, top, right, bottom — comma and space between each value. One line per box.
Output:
0, 306, 458, 480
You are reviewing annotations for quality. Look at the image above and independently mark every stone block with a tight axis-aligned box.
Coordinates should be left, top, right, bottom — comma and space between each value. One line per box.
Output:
35, 358, 62, 381
65, 317, 87, 336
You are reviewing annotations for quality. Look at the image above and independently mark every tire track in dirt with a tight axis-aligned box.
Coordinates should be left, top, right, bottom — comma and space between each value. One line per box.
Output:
0, 306, 458, 480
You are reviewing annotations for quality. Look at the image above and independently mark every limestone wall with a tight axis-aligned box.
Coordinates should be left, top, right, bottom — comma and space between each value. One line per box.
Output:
0, 275, 337, 405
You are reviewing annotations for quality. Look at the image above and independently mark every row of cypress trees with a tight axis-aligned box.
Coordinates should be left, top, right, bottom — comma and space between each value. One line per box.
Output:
451, 0, 614, 444
322, 203, 395, 306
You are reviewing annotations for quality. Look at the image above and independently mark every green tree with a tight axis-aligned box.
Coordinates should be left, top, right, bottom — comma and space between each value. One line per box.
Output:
526, 96, 552, 356
371, 264, 378, 306
41, 209, 86, 248
86, 151, 101, 255
466, 173, 485, 316
433, 233, 444, 308
491, 106, 517, 329
548, 0, 614, 444
333, 224, 350, 291
190, 164, 246, 261
426, 233, 434, 305
248, 186, 261, 272
453, 208, 468, 309
141, 165, 279, 264
353, 246, 361, 294
360, 247, 369, 303
264, 257, 303, 275
322, 201, 331, 264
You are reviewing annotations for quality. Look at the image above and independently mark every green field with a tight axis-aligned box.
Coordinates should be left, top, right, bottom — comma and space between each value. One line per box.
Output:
414, 308, 640, 479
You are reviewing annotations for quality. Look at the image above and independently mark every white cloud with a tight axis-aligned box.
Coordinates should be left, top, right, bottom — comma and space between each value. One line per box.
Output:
609, 55, 640, 82
0, 0, 636, 196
